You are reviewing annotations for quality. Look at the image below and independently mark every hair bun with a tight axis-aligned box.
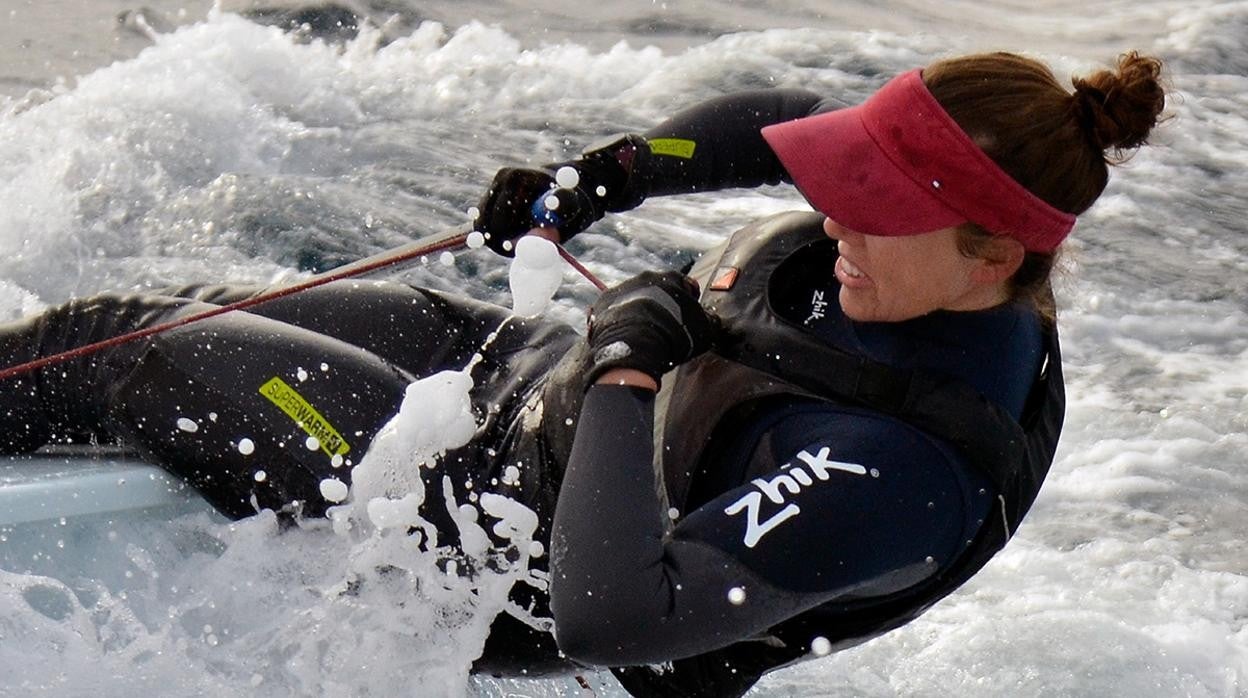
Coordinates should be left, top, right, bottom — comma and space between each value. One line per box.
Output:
1071, 51, 1166, 154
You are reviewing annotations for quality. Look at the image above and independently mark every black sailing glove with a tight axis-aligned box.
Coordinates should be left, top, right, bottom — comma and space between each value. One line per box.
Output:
475, 134, 651, 256
586, 270, 718, 387
475, 167, 599, 255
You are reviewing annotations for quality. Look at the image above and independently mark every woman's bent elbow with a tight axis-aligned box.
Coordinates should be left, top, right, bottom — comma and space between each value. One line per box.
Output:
554, 619, 671, 667
554, 620, 626, 666
551, 599, 665, 666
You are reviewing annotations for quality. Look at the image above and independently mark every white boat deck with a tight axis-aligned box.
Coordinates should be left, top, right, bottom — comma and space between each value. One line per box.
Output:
0, 447, 210, 526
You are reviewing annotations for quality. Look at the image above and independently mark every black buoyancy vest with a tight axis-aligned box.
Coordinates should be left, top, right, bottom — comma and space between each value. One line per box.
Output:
661, 211, 1066, 652
539, 210, 1065, 654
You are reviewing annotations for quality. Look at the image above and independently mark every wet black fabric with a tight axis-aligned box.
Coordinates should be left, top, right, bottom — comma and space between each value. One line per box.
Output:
637, 88, 829, 197
0, 282, 576, 521
551, 384, 991, 664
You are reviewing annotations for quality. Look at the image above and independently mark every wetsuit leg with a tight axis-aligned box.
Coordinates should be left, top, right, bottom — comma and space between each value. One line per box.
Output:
153, 281, 518, 379
0, 282, 573, 520
0, 292, 415, 519
0, 293, 201, 452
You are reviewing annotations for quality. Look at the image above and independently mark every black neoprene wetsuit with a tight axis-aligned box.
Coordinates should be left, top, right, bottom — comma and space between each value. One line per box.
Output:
0, 89, 1058, 698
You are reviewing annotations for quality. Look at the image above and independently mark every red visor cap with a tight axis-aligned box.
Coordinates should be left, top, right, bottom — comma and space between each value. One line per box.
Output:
761, 69, 1075, 253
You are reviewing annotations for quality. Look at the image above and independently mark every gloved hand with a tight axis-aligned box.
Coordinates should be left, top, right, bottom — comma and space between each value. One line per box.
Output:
586, 271, 718, 386
475, 134, 652, 256
475, 167, 601, 255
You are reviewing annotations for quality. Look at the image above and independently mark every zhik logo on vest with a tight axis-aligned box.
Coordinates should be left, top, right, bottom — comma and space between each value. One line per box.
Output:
805, 289, 829, 325
723, 447, 868, 548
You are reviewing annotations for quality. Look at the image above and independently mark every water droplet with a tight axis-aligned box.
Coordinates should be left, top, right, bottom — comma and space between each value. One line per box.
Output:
176, 417, 198, 433
254, 470, 267, 482
727, 586, 747, 605
238, 438, 255, 455
811, 636, 833, 656
319, 478, 348, 503
305, 436, 320, 451
555, 166, 580, 188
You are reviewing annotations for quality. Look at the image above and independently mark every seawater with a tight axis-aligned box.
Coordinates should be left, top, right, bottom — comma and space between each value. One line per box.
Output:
0, 2, 1245, 696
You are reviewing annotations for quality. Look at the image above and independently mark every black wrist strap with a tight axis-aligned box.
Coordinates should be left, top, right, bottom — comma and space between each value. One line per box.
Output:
546, 133, 652, 216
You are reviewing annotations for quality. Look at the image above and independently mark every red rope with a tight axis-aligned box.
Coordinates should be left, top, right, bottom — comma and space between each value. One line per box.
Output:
556, 244, 607, 290
0, 231, 470, 382
0, 229, 611, 383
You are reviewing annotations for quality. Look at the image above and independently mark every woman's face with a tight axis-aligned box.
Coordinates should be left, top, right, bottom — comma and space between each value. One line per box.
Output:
823, 217, 1007, 322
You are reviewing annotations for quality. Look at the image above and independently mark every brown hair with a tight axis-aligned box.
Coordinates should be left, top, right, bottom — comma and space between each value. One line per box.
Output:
923, 51, 1167, 319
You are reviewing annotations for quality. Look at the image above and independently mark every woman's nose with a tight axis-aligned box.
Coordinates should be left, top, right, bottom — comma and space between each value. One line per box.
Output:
822, 217, 863, 244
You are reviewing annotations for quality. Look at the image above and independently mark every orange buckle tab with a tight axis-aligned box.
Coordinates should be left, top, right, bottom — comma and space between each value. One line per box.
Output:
709, 266, 739, 291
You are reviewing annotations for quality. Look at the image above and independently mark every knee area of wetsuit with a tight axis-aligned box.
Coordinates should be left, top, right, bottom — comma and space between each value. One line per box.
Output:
104, 349, 330, 520
101, 315, 415, 519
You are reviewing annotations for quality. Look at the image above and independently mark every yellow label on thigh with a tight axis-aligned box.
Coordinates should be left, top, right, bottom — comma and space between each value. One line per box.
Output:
649, 138, 697, 159
259, 376, 350, 457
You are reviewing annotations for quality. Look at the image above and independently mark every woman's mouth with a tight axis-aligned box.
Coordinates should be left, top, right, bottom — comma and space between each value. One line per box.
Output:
836, 256, 871, 288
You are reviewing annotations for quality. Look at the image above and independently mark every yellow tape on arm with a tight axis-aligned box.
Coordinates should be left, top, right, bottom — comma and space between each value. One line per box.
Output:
259, 376, 351, 457
648, 138, 697, 159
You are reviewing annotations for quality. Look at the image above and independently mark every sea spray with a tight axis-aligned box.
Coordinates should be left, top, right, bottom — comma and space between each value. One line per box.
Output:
312, 268, 565, 689
329, 370, 478, 538
309, 361, 544, 693
0, 355, 552, 695
509, 235, 565, 317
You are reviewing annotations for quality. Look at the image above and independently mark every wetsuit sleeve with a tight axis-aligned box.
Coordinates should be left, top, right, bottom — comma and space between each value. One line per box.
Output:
549, 385, 991, 668
525, 90, 826, 240
550, 89, 827, 217
635, 89, 827, 196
